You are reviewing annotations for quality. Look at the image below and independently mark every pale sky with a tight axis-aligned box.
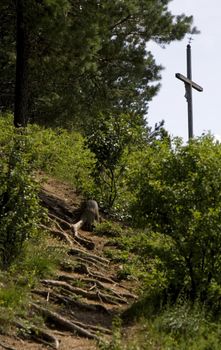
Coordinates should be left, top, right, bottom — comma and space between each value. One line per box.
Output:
148, 0, 221, 142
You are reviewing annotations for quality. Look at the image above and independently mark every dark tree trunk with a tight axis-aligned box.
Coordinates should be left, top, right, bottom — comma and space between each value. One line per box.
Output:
14, 0, 29, 128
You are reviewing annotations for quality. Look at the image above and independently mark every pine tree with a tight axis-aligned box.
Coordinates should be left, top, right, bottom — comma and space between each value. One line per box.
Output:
14, 0, 29, 127
0, 0, 196, 129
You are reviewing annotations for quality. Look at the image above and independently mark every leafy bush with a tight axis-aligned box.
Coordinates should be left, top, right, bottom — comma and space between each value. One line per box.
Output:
95, 220, 123, 237
0, 114, 96, 195
28, 124, 96, 194
13, 235, 62, 286
128, 136, 221, 302
0, 114, 97, 268
0, 129, 42, 269
0, 285, 27, 333
87, 113, 146, 209
98, 318, 124, 350
0, 283, 26, 311
0, 234, 61, 333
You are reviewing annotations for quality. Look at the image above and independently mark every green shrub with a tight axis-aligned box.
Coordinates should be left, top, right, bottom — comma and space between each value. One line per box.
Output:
100, 304, 221, 350
0, 235, 60, 333
0, 114, 96, 196
0, 284, 26, 310
98, 318, 124, 350
95, 221, 123, 237
128, 136, 221, 303
0, 270, 29, 332
87, 113, 147, 209
28, 124, 96, 194
13, 236, 62, 286
0, 129, 43, 269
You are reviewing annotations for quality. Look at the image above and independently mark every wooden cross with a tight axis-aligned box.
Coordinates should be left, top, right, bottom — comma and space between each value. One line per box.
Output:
175, 44, 203, 140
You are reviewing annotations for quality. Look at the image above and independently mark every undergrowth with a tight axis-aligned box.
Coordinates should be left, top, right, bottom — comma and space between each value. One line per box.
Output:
0, 234, 61, 332
97, 222, 221, 349
0, 115, 70, 330
1, 114, 221, 347
99, 303, 221, 350
0, 114, 96, 195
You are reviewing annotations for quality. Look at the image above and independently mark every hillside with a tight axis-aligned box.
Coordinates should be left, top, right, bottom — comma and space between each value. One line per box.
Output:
0, 175, 138, 350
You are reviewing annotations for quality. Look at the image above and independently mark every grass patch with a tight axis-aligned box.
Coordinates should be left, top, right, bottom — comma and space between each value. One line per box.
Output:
95, 221, 123, 237
0, 233, 62, 333
99, 302, 221, 350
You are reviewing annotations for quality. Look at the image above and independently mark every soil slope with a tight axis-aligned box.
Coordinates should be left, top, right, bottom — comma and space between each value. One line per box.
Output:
0, 176, 138, 350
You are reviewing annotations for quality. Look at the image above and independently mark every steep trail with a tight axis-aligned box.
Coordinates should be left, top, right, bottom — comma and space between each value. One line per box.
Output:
0, 176, 138, 350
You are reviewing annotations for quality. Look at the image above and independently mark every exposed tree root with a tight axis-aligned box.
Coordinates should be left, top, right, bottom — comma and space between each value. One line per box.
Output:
41, 279, 128, 305
68, 316, 111, 335
58, 274, 136, 301
15, 320, 59, 349
48, 213, 72, 230
75, 256, 107, 269
39, 191, 74, 223
69, 297, 111, 314
72, 262, 94, 274
46, 217, 95, 250
44, 215, 95, 251
73, 257, 106, 270
72, 231, 95, 250
0, 341, 17, 350
83, 278, 138, 300
68, 247, 109, 265
32, 289, 111, 314
30, 326, 60, 349
31, 303, 100, 341
73, 263, 116, 284
40, 224, 73, 246
59, 260, 83, 273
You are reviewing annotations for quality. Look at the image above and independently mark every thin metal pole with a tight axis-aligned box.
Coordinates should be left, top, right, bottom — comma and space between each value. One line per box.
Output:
186, 44, 193, 139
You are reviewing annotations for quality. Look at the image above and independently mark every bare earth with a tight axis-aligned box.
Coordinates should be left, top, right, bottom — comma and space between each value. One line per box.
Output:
0, 175, 138, 350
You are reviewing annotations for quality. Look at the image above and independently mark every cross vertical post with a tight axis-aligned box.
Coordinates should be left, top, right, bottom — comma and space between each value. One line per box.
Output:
175, 44, 203, 140
186, 44, 193, 139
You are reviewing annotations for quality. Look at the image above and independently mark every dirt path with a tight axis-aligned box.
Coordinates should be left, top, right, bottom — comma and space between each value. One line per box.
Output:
0, 176, 138, 350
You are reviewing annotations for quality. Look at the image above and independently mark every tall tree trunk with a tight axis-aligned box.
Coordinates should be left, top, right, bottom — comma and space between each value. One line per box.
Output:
14, 0, 29, 128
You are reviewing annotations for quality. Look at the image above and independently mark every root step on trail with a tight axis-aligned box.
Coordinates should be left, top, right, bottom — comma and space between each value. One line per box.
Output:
12, 176, 138, 349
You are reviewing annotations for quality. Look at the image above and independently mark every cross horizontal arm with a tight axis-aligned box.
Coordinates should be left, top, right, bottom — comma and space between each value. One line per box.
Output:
175, 73, 203, 92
